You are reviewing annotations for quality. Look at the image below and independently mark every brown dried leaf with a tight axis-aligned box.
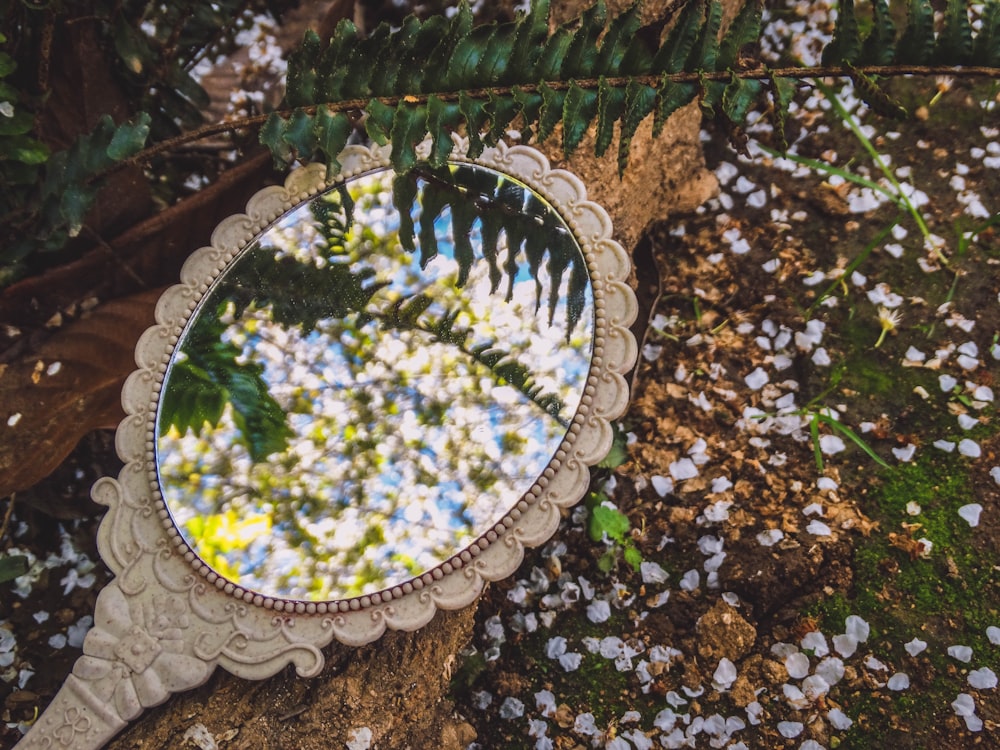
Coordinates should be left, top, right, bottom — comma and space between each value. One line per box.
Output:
0, 289, 162, 500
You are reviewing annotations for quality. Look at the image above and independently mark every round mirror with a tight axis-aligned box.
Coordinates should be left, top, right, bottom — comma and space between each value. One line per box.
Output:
155, 163, 594, 602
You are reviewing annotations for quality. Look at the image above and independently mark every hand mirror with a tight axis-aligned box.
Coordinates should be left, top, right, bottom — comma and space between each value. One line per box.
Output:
13, 139, 636, 750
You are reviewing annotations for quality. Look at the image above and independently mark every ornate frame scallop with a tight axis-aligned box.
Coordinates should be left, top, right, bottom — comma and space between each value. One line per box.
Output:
13, 138, 637, 750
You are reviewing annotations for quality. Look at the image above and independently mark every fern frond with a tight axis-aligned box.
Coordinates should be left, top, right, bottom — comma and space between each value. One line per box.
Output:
718, 0, 763, 70
248, 0, 1000, 178
973, 2, 1000, 66
858, 0, 895, 66
848, 65, 908, 120
822, 0, 862, 65
936, 0, 974, 64
767, 73, 797, 151
896, 0, 935, 64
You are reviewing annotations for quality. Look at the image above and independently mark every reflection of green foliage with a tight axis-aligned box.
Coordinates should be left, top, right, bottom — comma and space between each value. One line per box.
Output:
392, 164, 589, 337
159, 309, 293, 462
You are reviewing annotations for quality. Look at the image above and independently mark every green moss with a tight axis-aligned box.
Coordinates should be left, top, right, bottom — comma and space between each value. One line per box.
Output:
806, 423, 999, 747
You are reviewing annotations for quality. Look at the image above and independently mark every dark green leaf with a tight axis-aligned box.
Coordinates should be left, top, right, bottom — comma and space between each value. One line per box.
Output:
314, 108, 352, 174
315, 20, 358, 101
393, 172, 419, 251
537, 82, 566, 144
936, 0, 973, 64
859, 0, 896, 66
700, 76, 725, 116
371, 16, 420, 97
397, 293, 433, 325
769, 74, 797, 151
113, 15, 154, 76
562, 81, 598, 156
342, 23, 390, 98
408, 175, 447, 271
167, 62, 211, 109
426, 95, 461, 167
652, 0, 706, 73
618, 32, 656, 76
225, 367, 293, 462
534, 26, 573, 79
449, 191, 476, 287
282, 108, 317, 160
822, 0, 861, 64
286, 29, 321, 106
106, 112, 151, 161
595, 76, 625, 158
560, 0, 607, 78
512, 86, 543, 141
849, 66, 908, 119
459, 91, 490, 157
446, 24, 496, 91
596, 2, 643, 75
259, 112, 293, 168
0, 554, 28, 584
618, 79, 656, 176
475, 23, 515, 85
426, 2, 473, 87
59, 184, 94, 238
718, 0, 762, 69
0, 134, 49, 164
973, 2, 1000, 66
0, 51, 15, 78
397, 15, 450, 94
721, 75, 762, 125
390, 104, 427, 174
365, 99, 395, 146
506, 0, 550, 83
0, 109, 32, 136
653, 77, 696, 137
487, 90, 521, 143
687, 0, 723, 70
896, 0, 935, 64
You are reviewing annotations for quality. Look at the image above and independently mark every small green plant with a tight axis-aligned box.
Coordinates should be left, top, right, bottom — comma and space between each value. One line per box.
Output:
585, 491, 643, 573
585, 426, 642, 572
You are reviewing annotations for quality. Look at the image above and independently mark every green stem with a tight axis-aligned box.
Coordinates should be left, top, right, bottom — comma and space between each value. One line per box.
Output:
814, 80, 940, 261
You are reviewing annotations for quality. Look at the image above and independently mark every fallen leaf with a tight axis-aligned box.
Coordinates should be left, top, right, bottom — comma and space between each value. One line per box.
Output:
0, 288, 163, 500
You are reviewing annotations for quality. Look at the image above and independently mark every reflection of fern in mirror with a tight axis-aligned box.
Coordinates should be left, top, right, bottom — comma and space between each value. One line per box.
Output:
261, 0, 1000, 175
391, 164, 589, 336
157, 165, 586, 460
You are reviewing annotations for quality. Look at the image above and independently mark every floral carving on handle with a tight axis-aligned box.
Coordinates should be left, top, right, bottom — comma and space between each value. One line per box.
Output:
71, 585, 212, 721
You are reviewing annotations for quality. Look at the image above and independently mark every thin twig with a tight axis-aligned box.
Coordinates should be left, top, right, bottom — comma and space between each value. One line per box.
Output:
0, 494, 16, 548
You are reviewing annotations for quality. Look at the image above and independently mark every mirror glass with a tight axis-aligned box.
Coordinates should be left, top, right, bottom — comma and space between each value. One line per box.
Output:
154, 163, 594, 602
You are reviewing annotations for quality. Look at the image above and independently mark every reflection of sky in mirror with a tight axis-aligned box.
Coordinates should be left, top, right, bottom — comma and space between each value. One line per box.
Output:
156, 166, 594, 601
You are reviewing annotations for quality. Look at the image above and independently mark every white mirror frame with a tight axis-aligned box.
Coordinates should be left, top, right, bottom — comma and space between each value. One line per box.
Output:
13, 138, 637, 750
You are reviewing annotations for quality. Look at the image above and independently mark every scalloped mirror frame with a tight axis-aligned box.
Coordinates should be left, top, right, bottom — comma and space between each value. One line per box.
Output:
13, 138, 638, 750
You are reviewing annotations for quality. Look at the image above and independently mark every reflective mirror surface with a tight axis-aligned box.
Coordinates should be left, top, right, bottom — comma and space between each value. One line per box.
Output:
155, 164, 594, 601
